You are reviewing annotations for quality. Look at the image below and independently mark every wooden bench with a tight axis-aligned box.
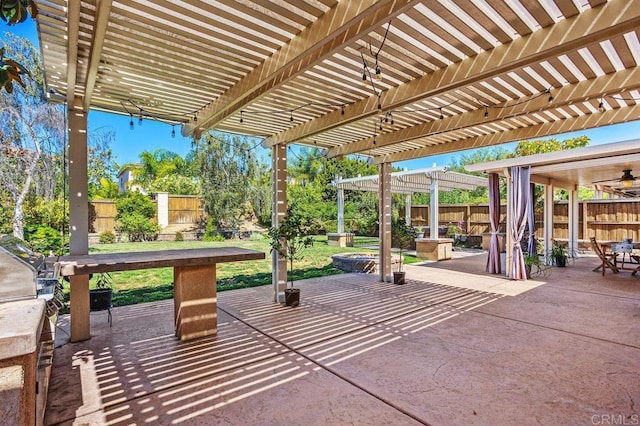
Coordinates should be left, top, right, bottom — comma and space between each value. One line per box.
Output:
56, 247, 265, 342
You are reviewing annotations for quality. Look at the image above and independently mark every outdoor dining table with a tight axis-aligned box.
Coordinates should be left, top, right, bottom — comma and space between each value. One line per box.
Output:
55, 247, 265, 342
600, 241, 640, 274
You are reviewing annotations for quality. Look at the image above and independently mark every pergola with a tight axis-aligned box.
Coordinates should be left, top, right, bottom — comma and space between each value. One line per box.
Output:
34, 1, 640, 340
465, 138, 640, 277
332, 167, 487, 241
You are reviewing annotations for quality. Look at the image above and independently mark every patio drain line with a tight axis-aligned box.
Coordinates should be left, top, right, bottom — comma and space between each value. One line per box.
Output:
216, 288, 484, 426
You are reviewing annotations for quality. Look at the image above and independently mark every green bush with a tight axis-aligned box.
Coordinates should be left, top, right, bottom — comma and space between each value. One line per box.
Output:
249, 232, 265, 241
99, 230, 116, 244
115, 213, 160, 242
115, 192, 159, 242
174, 231, 184, 242
25, 225, 65, 254
202, 217, 224, 241
115, 192, 156, 221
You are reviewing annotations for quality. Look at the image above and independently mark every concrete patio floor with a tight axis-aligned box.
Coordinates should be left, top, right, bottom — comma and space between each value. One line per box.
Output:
45, 252, 640, 425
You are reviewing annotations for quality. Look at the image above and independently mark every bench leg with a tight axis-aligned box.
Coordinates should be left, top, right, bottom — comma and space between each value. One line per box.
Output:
174, 265, 217, 341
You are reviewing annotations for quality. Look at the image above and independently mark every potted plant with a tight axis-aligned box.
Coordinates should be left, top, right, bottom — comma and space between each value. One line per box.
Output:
90, 272, 113, 311
268, 205, 314, 307
550, 239, 567, 267
524, 253, 541, 278
415, 226, 425, 239
391, 218, 416, 285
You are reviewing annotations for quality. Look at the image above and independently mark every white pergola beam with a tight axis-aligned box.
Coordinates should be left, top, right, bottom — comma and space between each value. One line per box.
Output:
264, 0, 639, 148
373, 103, 640, 164
192, 0, 418, 135
328, 66, 640, 158
83, 0, 112, 112
65, 0, 80, 103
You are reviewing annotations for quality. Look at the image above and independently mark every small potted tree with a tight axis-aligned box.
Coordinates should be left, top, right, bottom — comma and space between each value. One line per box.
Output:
268, 205, 314, 307
392, 218, 416, 285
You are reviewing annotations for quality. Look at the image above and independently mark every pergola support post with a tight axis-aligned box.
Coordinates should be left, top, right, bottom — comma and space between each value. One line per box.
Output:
68, 103, 90, 342
337, 188, 345, 233
405, 194, 412, 226
379, 162, 392, 282
568, 188, 579, 257
543, 184, 554, 264
272, 143, 287, 303
429, 179, 439, 239
504, 168, 513, 274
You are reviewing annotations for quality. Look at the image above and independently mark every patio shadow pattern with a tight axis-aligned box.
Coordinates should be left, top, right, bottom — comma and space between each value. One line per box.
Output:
45, 254, 640, 425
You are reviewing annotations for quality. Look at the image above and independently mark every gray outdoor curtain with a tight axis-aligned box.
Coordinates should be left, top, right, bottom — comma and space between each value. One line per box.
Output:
509, 166, 531, 280
486, 172, 501, 274
527, 182, 536, 255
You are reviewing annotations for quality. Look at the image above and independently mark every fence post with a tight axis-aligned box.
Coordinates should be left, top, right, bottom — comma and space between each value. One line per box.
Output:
157, 192, 169, 229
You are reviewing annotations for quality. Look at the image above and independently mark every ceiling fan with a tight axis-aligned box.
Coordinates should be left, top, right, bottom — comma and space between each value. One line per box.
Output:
592, 169, 637, 188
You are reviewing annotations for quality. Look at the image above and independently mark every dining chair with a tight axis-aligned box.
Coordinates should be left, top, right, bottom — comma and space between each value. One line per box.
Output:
589, 237, 619, 276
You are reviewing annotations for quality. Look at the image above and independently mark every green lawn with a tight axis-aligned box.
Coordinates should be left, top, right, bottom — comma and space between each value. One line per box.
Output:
74, 235, 419, 308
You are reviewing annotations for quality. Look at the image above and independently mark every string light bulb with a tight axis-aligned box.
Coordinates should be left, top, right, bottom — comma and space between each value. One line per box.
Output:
171, 126, 175, 138
375, 64, 382, 80
290, 111, 294, 122
548, 88, 554, 103
598, 99, 604, 111
239, 111, 243, 123
439, 108, 444, 120
138, 113, 143, 126
129, 113, 134, 130
194, 114, 198, 123
484, 107, 489, 119
341, 105, 345, 115
361, 67, 368, 86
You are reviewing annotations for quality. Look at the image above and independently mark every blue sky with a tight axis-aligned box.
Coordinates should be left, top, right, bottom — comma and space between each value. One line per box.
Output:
5, 21, 640, 169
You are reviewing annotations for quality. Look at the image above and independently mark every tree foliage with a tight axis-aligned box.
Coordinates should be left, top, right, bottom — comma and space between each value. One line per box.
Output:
194, 132, 263, 229
0, 34, 64, 238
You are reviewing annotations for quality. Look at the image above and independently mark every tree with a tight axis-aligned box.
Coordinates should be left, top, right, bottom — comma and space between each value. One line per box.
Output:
0, 34, 64, 239
195, 132, 263, 229
129, 148, 200, 195
514, 136, 589, 156
87, 128, 119, 199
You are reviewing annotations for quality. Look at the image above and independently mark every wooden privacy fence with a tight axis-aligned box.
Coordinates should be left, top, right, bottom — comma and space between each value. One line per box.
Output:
91, 200, 117, 233
168, 195, 203, 224
401, 199, 640, 242
90, 195, 203, 233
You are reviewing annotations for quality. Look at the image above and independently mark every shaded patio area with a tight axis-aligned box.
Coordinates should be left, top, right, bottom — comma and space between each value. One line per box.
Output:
46, 253, 640, 425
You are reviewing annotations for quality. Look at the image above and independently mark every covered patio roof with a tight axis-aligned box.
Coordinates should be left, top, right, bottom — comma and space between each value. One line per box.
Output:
464, 139, 640, 197
333, 166, 488, 194
36, 0, 640, 162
